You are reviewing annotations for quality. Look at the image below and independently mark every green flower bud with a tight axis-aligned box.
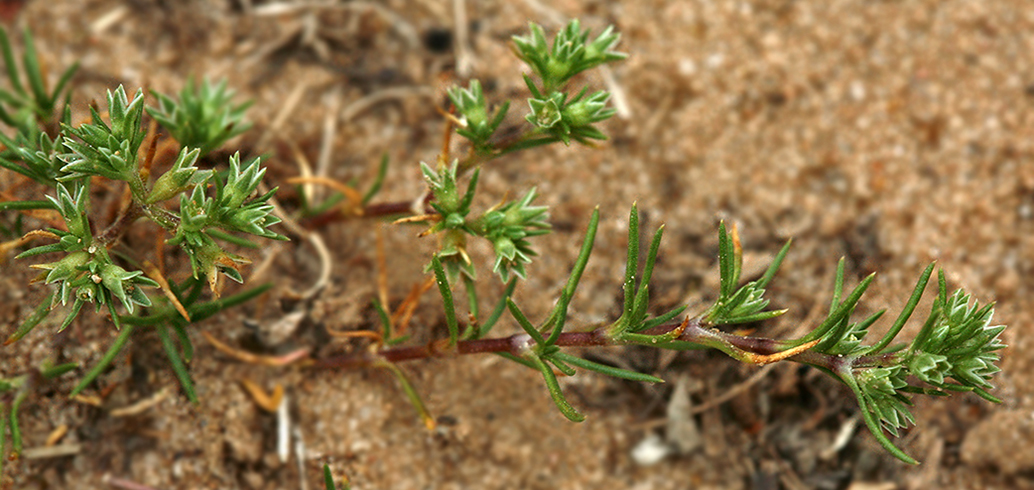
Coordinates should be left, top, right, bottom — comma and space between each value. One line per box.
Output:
561, 91, 613, 128
527, 97, 562, 128
98, 262, 158, 314
145, 147, 209, 204
493, 237, 517, 261
31, 250, 90, 285
908, 351, 949, 385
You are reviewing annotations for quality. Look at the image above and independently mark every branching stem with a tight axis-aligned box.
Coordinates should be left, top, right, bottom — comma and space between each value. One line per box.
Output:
95, 202, 144, 246
313, 316, 901, 374
96, 201, 181, 246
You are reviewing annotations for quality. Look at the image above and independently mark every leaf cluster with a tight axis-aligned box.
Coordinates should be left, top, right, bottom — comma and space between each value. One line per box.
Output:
0, 27, 76, 191
418, 160, 553, 283
512, 19, 625, 93
416, 202, 1006, 465
0, 28, 283, 469
419, 20, 626, 291
0, 27, 76, 130
702, 222, 789, 326
752, 250, 1007, 462
7, 82, 279, 337
427, 207, 670, 424
60, 86, 147, 191
168, 151, 286, 291
0, 116, 66, 188
447, 80, 509, 156
147, 78, 253, 157
511, 20, 623, 146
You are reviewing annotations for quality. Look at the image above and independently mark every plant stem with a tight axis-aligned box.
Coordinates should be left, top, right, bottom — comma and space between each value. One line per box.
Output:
95, 200, 182, 247
303, 129, 544, 230
95, 202, 144, 246
314, 316, 901, 373
142, 203, 180, 231
302, 196, 432, 229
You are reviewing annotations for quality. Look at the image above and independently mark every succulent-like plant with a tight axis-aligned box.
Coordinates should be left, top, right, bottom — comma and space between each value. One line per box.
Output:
0, 19, 1008, 488
146, 77, 253, 158
307, 20, 1006, 468
0, 28, 284, 477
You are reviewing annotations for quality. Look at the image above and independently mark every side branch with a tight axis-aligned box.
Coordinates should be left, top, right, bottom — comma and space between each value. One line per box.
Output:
312, 317, 897, 373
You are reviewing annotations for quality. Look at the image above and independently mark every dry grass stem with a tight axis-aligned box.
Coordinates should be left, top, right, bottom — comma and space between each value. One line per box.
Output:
240, 378, 284, 413
109, 386, 172, 417
202, 331, 311, 366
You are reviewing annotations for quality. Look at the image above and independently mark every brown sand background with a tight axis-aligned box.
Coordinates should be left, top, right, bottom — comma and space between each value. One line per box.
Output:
2, 1, 1033, 488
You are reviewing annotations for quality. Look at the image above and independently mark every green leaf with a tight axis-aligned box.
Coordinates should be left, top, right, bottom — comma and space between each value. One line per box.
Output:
21, 28, 47, 111
206, 228, 259, 249
371, 296, 391, 336
795, 272, 875, 347
552, 207, 599, 324
622, 204, 640, 321
39, 362, 78, 379
495, 351, 539, 370
323, 464, 346, 490
507, 298, 545, 345
70, 314, 134, 398
476, 277, 518, 338
430, 255, 459, 346
0, 27, 25, 97
171, 322, 194, 362
8, 390, 26, 456
639, 225, 665, 300
0, 199, 55, 211
4, 291, 53, 345
378, 361, 435, 430
187, 283, 273, 322
756, 239, 791, 290
362, 153, 390, 205
552, 352, 664, 383
717, 221, 737, 298
158, 324, 198, 403
545, 354, 577, 376
636, 304, 688, 332
543, 289, 572, 347
859, 263, 935, 355
529, 353, 585, 422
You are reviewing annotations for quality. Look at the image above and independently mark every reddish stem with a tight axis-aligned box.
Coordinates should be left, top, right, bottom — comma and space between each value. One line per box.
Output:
95, 203, 144, 246
314, 316, 901, 374
303, 196, 434, 230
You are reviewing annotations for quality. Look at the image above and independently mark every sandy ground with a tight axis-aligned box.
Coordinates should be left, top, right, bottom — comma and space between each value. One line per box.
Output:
2, 0, 1034, 489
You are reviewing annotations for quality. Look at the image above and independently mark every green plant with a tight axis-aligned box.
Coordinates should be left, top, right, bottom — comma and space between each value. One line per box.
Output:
0, 361, 77, 478
0, 27, 284, 475
307, 19, 1006, 466
7, 83, 284, 386
0, 26, 75, 192
0, 26, 76, 133
146, 78, 253, 158
0, 19, 1008, 487
323, 463, 350, 490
